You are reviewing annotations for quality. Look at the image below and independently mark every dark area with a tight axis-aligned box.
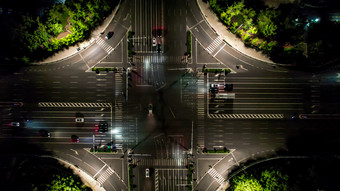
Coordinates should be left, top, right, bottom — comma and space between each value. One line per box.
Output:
0, 138, 90, 191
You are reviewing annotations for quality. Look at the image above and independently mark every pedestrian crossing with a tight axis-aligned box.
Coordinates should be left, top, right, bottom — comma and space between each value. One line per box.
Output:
38, 102, 112, 107
206, 36, 223, 54
132, 55, 187, 64
96, 167, 114, 185
207, 168, 225, 185
114, 72, 123, 143
131, 158, 188, 167
197, 75, 205, 147
208, 113, 284, 119
96, 37, 114, 54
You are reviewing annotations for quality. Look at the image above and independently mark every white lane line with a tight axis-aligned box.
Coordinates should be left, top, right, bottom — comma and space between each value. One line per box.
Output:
70, 149, 78, 155
213, 43, 226, 57
93, 164, 107, 178
79, 53, 90, 69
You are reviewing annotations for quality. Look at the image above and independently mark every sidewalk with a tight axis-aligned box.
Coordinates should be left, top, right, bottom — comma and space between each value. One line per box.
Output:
40, 1, 121, 64
196, 0, 274, 64
58, 158, 106, 191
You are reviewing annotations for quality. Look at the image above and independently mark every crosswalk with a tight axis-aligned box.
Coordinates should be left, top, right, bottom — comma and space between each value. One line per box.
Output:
156, 168, 188, 191
208, 113, 284, 119
96, 167, 114, 185
38, 102, 112, 107
96, 38, 114, 54
207, 168, 225, 185
131, 158, 188, 167
133, 55, 187, 64
114, 72, 123, 143
206, 36, 223, 54
197, 75, 205, 147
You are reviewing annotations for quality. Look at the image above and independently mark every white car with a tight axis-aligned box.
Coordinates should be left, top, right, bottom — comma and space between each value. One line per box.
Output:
10, 122, 20, 127
152, 38, 156, 47
75, 118, 84, 123
148, 104, 153, 116
145, 168, 150, 178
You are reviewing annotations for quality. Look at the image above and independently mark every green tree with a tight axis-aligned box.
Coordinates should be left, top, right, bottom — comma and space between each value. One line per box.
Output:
258, 9, 279, 37
260, 170, 289, 191
46, 175, 88, 191
233, 174, 263, 191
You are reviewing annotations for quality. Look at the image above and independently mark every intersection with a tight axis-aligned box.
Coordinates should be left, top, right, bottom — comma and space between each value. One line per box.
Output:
1, 0, 340, 191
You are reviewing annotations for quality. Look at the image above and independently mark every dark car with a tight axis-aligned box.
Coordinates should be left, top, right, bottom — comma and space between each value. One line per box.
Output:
157, 43, 161, 53
71, 135, 79, 142
39, 129, 50, 137
157, 29, 162, 37
105, 31, 114, 40
225, 84, 233, 91
98, 121, 108, 133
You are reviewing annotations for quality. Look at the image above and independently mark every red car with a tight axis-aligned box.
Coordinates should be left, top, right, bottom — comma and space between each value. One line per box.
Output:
71, 135, 79, 143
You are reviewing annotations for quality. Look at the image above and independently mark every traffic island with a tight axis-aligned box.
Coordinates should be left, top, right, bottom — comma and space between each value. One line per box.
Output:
187, 164, 194, 190
203, 147, 230, 154
128, 164, 134, 191
92, 67, 119, 74
186, 31, 192, 58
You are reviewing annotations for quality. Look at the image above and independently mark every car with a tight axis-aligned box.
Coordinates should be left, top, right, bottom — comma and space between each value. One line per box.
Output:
71, 135, 79, 142
224, 84, 233, 91
39, 129, 50, 137
157, 43, 161, 53
98, 121, 108, 133
152, 37, 157, 46
148, 103, 153, 115
209, 84, 219, 94
75, 117, 84, 123
157, 29, 162, 37
9, 122, 20, 127
105, 31, 114, 39
145, 168, 150, 178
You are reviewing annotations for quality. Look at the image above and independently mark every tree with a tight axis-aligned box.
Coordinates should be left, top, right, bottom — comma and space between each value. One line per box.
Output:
258, 9, 279, 38
232, 174, 263, 191
46, 175, 88, 191
260, 170, 289, 191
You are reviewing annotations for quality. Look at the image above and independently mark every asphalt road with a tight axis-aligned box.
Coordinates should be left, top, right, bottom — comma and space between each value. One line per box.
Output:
1, 0, 340, 190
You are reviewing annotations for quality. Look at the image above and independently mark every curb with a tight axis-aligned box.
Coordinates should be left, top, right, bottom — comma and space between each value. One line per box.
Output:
33, 0, 122, 65
195, 0, 294, 67
40, 155, 105, 191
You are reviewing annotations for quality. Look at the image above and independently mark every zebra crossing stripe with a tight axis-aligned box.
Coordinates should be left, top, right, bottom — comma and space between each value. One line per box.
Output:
96, 168, 114, 185
96, 38, 114, 54
206, 37, 223, 54
208, 168, 225, 185
38, 102, 112, 107
208, 114, 284, 119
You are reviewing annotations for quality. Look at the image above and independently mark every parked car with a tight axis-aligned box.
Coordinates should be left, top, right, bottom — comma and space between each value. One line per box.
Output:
105, 31, 114, 39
